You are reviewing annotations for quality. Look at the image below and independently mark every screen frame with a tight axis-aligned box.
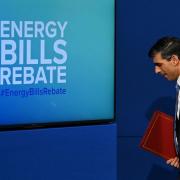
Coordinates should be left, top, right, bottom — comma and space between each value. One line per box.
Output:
0, 0, 117, 131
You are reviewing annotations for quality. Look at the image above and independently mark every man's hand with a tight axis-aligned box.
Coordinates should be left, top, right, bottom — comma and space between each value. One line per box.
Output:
166, 157, 179, 168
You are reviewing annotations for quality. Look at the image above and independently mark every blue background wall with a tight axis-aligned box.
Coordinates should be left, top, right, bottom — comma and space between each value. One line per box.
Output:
2, 0, 180, 179
117, 0, 180, 179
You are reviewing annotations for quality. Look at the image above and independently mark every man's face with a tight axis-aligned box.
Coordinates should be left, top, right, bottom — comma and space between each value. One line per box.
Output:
153, 53, 179, 81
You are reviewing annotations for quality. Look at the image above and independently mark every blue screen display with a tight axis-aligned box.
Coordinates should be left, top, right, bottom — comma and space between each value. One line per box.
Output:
0, 0, 114, 126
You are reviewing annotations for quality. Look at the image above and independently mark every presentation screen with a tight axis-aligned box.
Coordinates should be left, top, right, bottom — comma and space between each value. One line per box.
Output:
0, 0, 115, 130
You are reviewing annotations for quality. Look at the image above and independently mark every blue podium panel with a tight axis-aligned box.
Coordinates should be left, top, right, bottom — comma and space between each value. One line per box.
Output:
0, 124, 117, 180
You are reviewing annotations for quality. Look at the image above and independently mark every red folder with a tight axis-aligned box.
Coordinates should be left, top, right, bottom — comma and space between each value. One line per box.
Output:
140, 111, 177, 160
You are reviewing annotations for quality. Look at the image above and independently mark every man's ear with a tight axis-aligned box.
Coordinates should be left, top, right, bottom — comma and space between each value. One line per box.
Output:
170, 55, 179, 66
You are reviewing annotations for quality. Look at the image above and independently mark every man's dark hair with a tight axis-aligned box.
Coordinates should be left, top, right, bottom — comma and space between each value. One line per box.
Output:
148, 36, 180, 60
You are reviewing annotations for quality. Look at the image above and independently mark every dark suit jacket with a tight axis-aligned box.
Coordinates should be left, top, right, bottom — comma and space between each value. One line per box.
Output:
176, 116, 180, 156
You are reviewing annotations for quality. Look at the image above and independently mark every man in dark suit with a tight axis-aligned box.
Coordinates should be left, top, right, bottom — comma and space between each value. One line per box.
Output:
148, 37, 180, 169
